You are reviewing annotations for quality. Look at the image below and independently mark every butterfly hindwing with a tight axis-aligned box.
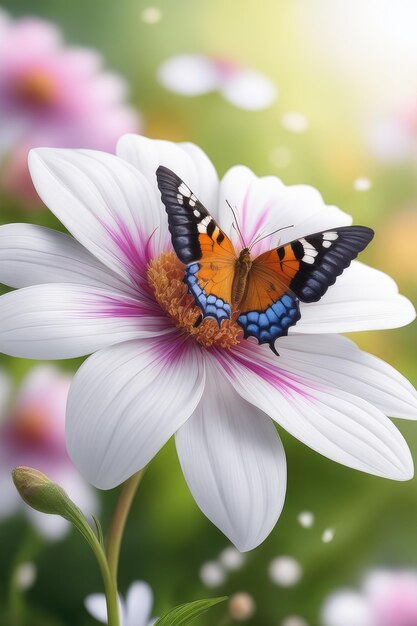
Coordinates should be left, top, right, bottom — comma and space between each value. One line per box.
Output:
156, 166, 236, 325
237, 225, 374, 351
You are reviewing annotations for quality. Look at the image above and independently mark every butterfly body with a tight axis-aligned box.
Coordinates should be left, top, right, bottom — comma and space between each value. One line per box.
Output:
156, 166, 374, 355
232, 247, 252, 308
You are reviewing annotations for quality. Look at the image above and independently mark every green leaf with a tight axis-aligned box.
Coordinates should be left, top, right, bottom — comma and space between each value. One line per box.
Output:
154, 597, 227, 626
92, 515, 105, 549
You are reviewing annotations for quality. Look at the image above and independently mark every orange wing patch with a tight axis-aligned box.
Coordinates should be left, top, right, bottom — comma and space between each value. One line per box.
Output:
195, 232, 236, 303
239, 247, 299, 313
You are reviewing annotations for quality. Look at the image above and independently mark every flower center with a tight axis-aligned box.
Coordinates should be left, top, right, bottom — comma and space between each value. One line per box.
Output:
7, 408, 51, 446
14, 71, 56, 107
147, 251, 242, 349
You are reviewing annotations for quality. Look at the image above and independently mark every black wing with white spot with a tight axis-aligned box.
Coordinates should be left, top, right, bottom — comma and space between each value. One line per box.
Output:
278, 225, 375, 303
156, 165, 237, 326
156, 165, 223, 264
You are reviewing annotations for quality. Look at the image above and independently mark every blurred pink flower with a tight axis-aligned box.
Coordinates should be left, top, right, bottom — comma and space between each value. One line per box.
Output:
0, 9, 140, 202
0, 365, 98, 540
367, 103, 417, 163
158, 53, 278, 110
321, 569, 417, 626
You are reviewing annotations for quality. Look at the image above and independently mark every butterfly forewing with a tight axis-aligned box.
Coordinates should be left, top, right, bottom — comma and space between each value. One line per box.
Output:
156, 166, 236, 324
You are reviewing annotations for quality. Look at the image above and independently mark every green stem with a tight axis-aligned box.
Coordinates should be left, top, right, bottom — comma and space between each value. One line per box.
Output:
88, 529, 120, 626
106, 468, 147, 583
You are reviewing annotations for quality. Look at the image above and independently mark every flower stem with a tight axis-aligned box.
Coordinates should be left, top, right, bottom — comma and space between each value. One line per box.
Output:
106, 468, 147, 583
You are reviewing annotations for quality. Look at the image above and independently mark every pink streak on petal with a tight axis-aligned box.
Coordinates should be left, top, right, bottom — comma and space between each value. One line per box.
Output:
215, 344, 314, 399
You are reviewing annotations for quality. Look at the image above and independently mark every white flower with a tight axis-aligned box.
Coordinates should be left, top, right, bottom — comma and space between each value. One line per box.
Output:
85, 580, 156, 626
0, 365, 98, 540
321, 568, 417, 626
158, 54, 277, 110
0, 135, 416, 551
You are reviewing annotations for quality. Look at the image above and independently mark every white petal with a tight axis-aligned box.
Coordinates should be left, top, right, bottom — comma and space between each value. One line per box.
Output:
0, 224, 135, 294
220, 68, 278, 110
216, 343, 413, 481
125, 581, 153, 626
276, 334, 417, 420
320, 590, 372, 626
67, 337, 205, 488
117, 134, 219, 217
28, 148, 162, 283
85, 594, 121, 624
218, 166, 351, 254
297, 262, 416, 333
158, 54, 220, 95
176, 359, 286, 552
0, 283, 169, 359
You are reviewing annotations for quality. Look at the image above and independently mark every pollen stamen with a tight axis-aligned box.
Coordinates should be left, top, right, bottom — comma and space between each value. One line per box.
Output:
147, 251, 242, 349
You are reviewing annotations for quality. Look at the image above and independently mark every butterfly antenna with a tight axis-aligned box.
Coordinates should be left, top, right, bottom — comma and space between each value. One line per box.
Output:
249, 224, 294, 250
226, 200, 246, 248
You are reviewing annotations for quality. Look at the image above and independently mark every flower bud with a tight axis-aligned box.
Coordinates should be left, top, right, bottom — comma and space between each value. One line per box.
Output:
12, 466, 75, 519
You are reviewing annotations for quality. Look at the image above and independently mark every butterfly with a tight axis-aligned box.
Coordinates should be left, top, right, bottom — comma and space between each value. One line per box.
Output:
156, 166, 374, 355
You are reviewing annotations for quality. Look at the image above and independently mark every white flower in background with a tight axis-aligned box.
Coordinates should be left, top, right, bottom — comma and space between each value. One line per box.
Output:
322, 528, 336, 543
0, 366, 98, 540
297, 511, 315, 528
200, 560, 226, 588
219, 545, 246, 571
158, 54, 277, 110
321, 569, 417, 626
269, 556, 303, 587
0, 135, 416, 551
85, 580, 156, 626
0, 9, 139, 202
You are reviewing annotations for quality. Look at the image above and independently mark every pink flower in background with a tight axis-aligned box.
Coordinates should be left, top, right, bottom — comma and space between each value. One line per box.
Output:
367, 102, 417, 163
0, 136, 416, 551
158, 53, 278, 110
0, 365, 98, 540
0, 9, 140, 202
321, 569, 417, 626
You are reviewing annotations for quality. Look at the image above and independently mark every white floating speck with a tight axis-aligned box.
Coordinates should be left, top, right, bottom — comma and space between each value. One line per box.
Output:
281, 617, 310, 626
141, 6, 162, 24
219, 546, 246, 571
297, 511, 315, 528
15, 562, 37, 591
353, 177, 372, 191
199, 561, 225, 588
228, 592, 256, 621
322, 528, 335, 543
269, 556, 303, 587
281, 112, 309, 133
269, 145, 292, 168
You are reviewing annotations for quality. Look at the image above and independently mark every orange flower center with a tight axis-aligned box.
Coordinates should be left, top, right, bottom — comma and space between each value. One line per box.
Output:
147, 251, 242, 349
14, 71, 56, 107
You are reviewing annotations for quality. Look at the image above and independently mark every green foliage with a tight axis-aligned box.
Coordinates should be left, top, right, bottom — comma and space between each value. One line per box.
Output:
154, 597, 227, 626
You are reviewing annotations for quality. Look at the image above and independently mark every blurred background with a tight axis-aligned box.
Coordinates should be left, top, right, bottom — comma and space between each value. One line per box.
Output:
0, 1, 416, 624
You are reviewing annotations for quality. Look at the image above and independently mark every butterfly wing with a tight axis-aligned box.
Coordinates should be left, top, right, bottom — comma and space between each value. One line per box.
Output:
156, 166, 236, 324
238, 225, 374, 352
